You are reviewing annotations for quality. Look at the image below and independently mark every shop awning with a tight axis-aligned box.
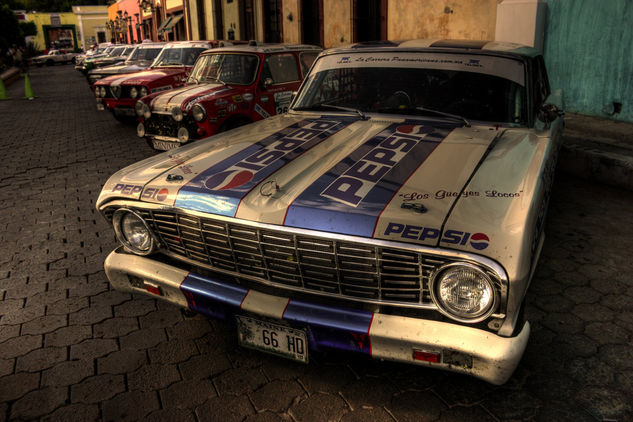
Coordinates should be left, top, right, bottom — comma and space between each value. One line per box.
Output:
163, 14, 183, 32
157, 16, 173, 34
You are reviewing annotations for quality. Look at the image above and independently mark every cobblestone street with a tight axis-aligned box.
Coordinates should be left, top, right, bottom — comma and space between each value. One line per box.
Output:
0, 66, 631, 421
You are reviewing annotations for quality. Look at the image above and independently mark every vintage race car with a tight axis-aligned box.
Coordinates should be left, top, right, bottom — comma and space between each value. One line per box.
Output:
87, 42, 165, 85
96, 40, 564, 384
74, 42, 113, 69
31, 49, 78, 66
86, 44, 136, 73
94, 41, 227, 121
134, 43, 321, 151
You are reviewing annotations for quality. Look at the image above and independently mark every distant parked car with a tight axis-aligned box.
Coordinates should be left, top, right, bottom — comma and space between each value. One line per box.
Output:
89, 45, 136, 71
31, 49, 78, 66
96, 39, 564, 385
75, 42, 113, 68
87, 42, 165, 85
93, 41, 232, 122
135, 43, 321, 150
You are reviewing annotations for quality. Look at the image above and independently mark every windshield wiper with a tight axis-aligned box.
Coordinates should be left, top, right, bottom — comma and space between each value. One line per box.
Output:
376, 106, 470, 127
295, 103, 367, 120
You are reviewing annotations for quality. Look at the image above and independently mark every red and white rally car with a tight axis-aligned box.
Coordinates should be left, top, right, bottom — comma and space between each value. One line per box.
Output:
134, 43, 321, 150
94, 41, 229, 121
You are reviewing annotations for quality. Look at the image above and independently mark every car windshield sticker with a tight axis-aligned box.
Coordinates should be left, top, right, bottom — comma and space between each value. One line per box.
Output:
274, 91, 293, 114
175, 118, 355, 216
283, 121, 457, 237
313, 52, 525, 86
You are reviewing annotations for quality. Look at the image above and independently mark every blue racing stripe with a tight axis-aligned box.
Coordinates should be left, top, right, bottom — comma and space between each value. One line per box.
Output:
283, 299, 373, 333
284, 120, 457, 237
175, 117, 355, 216
180, 273, 248, 318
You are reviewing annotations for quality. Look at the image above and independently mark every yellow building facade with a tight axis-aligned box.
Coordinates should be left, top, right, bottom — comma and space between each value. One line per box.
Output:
72, 6, 109, 49
25, 12, 80, 51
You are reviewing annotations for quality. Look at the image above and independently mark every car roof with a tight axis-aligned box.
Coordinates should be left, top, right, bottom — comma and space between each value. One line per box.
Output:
202, 42, 322, 55
162, 41, 216, 49
325, 39, 541, 58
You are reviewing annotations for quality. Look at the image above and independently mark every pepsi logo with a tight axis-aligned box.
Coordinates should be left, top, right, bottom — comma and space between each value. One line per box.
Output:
157, 188, 169, 201
469, 233, 490, 250
204, 169, 254, 191
396, 125, 433, 135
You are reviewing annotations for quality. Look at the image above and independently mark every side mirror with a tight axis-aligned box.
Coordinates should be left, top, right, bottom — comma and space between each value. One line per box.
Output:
538, 103, 564, 124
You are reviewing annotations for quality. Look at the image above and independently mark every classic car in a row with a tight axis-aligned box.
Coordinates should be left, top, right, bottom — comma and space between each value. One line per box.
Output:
97, 39, 564, 384
31, 49, 79, 66
94, 41, 222, 121
87, 42, 165, 85
135, 43, 321, 150
74, 42, 112, 68
78, 44, 135, 74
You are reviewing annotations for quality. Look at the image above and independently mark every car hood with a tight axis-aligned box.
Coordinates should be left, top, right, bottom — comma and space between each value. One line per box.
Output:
98, 112, 511, 247
89, 63, 147, 76
148, 83, 234, 112
101, 68, 185, 87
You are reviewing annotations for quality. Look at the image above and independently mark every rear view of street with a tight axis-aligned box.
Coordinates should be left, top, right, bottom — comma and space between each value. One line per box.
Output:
0, 66, 631, 421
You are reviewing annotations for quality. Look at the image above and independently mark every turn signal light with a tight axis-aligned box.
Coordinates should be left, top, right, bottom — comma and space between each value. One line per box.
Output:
413, 349, 440, 363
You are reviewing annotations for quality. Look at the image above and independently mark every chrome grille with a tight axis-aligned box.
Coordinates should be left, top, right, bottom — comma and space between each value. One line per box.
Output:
131, 208, 455, 307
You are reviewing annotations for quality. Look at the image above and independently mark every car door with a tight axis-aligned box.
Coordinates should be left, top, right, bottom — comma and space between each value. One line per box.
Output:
257, 53, 303, 118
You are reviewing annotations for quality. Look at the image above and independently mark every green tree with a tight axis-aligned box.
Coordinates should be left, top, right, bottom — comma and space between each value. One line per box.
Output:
0, 4, 23, 51
19, 20, 36, 37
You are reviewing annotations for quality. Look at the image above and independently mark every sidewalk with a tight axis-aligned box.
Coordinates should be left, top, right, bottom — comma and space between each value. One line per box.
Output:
560, 112, 633, 191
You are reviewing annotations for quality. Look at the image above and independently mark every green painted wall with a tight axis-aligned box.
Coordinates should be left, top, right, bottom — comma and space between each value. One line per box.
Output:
544, 0, 633, 122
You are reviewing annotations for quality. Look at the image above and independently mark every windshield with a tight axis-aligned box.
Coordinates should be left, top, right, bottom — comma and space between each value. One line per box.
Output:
293, 52, 527, 125
188, 53, 259, 85
127, 46, 162, 63
123, 47, 135, 55
152, 47, 207, 67
108, 47, 126, 57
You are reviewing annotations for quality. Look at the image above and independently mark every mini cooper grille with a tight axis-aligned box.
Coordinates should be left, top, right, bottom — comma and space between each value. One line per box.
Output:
126, 208, 457, 307
145, 115, 196, 138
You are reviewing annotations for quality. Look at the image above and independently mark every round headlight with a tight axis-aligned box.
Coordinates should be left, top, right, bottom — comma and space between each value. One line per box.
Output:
171, 107, 184, 122
192, 104, 206, 122
431, 263, 496, 322
130, 87, 138, 99
136, 122, 146, 137
94, 87, 100, 98
140, 86, 148, 97
100, 86, 106, 97
143, 103, 151, 119
112, 209, 155, 255
135, 100, 145, 116
177, 127, 189, 143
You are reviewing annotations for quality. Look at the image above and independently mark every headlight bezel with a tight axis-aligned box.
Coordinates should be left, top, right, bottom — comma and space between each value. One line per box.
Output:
430, 262, 498, 323
192, 103, 206, 122
140, 86, 148, 97
112, 208, 156, 255
130, 86, 138, 99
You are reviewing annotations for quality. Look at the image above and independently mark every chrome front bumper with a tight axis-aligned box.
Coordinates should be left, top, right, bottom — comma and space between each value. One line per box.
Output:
104, 248, 530, 385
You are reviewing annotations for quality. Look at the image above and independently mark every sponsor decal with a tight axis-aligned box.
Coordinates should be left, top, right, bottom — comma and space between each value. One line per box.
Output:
337, 56, 352, 64
208, 117, 218, 124
284, 121, 456, 237
215, 99, 227, 106
232, 95, 243, 103
179, 164, 193, 174
243, 93, 254, 102
274, 91, 293, 114
260, 95, 269, 103
142, 187, 169, 201
113, 183, 143, 196
400, 189, 523, 201
175, 119, 353, 216
254, 103, 270, 119
151, 85, 172, 93
228, 103, 237, 112
218, 109, 227, 118
384, 222, 490, 250
321, 125, 434, 207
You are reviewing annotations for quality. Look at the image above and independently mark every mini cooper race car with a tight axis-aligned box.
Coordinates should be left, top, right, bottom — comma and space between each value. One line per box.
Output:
94, 41, 227, 121
97, 39, 564, 384
87, 42, 165, 85
135, 43, 321, 151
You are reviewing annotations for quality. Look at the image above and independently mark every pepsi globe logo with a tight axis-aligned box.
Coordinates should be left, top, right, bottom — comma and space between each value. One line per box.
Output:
396, 124, 433, 135
469, 233, 490, 250
204, 169, 254, 191
157, 189, 169, 201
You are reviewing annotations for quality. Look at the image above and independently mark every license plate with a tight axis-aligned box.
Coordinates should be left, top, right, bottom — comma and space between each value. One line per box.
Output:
236, 315, 308, 363
152, 139, 180, 150
114, 107, 136, 117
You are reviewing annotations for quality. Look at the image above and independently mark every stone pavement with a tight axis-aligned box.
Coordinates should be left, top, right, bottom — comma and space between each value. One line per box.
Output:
0, 65, 631, 421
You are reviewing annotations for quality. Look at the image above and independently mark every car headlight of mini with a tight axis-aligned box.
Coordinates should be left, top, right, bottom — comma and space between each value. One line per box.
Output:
171, 106, 184, 122
112, 209, 155, 255
430, 263, 497, 323
192, 104, 206, 122
130, 87, 138, 99
135, 100, 145, 116
140, 86, 148, 97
